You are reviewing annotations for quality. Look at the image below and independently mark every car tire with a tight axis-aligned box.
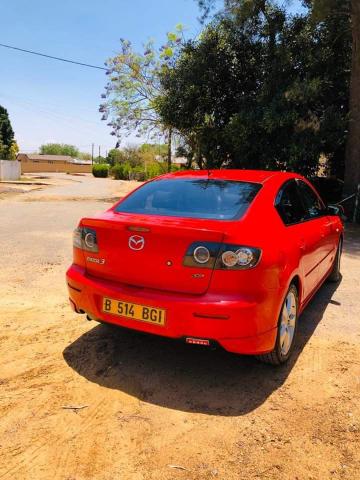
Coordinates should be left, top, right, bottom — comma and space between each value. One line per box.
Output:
327, 239, 342, 283
257, 284, 299, 366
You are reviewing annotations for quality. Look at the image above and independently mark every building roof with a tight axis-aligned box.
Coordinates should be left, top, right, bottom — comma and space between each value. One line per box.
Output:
18, 154, 74, 162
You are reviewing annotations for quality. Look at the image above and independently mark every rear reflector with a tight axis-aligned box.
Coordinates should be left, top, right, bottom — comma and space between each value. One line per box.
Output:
67, 282, 82, 293
193, 312, 229, 320
186, 337, 210, 346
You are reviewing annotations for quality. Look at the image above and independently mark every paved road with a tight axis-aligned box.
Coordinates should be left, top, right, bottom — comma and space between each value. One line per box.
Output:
20, 172, 139, 201
0, 173, 359, 480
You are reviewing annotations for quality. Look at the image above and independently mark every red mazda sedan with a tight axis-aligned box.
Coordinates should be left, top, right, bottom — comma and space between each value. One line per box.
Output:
66, 170, 343, 365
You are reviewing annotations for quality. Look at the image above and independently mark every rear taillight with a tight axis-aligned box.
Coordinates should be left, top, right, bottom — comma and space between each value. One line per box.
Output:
73, 227, 99, 253
183, 242, 261, 270
183, 242, 221, 269
220, 246, 260, 269
193, 246, 211, 264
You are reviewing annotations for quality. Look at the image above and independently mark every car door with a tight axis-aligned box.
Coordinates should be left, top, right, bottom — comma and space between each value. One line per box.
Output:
275, 179, 323, 301
296, 180, 336, 284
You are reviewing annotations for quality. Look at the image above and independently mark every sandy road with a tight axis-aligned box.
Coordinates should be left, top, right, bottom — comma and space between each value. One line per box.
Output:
0, 173, 359, 480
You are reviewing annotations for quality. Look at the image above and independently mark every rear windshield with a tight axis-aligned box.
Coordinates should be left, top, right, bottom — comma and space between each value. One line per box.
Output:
115, 178, 262, 220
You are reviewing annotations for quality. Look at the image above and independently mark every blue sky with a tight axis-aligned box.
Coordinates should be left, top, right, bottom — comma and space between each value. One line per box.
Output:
1, 0, 304, 155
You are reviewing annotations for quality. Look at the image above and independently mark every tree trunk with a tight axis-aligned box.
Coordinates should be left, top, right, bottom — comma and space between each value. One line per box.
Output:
196, 142, 203, 169
167, 128, 172, 173
344, 0, 360, 194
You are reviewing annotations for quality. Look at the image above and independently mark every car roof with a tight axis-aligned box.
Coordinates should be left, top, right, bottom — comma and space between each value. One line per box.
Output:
161, 169, 301, 185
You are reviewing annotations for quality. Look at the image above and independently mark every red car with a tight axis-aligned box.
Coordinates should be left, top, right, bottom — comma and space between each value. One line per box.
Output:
66, 170, 343, 365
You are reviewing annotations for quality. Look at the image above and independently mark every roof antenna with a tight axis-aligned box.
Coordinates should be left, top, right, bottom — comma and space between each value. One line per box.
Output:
201, 168, 211, 189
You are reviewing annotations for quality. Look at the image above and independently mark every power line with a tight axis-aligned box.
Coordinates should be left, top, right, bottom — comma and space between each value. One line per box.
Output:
0, 42, 107, 71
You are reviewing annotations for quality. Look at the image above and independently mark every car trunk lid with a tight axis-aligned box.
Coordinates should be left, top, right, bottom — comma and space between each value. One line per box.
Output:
82, 213, 224, 294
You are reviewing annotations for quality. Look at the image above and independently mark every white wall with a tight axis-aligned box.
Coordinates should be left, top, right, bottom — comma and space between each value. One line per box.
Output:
0, 160, 21, 181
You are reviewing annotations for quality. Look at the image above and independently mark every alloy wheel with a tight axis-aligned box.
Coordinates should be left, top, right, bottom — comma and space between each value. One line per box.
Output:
279, 290, 297, 356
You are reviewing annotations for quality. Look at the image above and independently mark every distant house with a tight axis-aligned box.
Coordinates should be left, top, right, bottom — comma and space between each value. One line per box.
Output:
155, 156, 188, 168
17, 154, 92, 174
172, 157, 188, 167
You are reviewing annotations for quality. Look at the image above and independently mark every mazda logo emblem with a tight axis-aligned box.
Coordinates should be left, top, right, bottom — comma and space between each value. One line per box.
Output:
128, 235, 145, 251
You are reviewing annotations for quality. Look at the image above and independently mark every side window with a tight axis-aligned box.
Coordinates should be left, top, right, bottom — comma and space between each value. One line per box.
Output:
276, 180, 307, 226
297, 181, 325, 219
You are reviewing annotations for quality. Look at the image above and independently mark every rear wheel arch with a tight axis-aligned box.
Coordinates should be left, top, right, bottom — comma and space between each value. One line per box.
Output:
257, 283, 299, 365
278, 272, 302, 315
338, 234, 344, 255
290, 275, 302, 306
271, 273, 302, 333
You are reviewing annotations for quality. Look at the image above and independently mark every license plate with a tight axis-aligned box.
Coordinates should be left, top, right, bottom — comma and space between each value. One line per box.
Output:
102, 297, 166, 326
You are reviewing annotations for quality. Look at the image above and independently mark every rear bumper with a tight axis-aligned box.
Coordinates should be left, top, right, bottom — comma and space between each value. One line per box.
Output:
66, 264, 279, 355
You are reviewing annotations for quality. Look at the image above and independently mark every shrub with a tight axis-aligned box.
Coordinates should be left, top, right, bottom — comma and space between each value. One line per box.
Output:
146, 161, 165, 179
92, 164, 109, 178
110, 161, 178, 182
123, 162, 132, 179
111, 163, 125, 180
111, 162, 132, 180
130, 165, 146, 181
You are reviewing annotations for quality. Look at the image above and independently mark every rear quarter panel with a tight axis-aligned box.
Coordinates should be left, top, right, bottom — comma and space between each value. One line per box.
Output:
211, 175, 303, 330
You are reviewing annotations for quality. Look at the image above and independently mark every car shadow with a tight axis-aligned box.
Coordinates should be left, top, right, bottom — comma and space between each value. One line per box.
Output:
63, 279, 341, 416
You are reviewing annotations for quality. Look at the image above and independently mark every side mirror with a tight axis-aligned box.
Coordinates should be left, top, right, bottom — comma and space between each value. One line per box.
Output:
327, 204, 346, 221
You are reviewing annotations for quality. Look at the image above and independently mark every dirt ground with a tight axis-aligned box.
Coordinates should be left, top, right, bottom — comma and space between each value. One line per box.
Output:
0, 173, 359, 480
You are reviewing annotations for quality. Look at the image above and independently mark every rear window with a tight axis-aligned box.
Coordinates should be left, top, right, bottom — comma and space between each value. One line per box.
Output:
115, 178, 262, 220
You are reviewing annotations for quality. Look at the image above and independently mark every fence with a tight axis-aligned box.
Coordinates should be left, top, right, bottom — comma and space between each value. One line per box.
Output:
0, 160, 21, 181
337, 184, 360, 223
20, 160, 92, 174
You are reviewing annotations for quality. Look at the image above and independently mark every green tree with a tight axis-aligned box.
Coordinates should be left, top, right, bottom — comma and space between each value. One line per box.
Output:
0, 105, 16, 159
39, 143, 79, 157
101, 29, 183, 172
8, 141, 19, 160
106, 146, 143, 167
139, 143, 168, 157
139, 143, 168, 175
0, 137, 5, 159
197, 0, 359, 192
122, 146, 143, 167
310, 0, 359, 193
106, 148, 126, 166
159, 1, 350, 174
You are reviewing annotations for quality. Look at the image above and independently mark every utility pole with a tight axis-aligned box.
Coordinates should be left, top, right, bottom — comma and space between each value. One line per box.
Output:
98, 145, 101, 160
91, 143, 94, 164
